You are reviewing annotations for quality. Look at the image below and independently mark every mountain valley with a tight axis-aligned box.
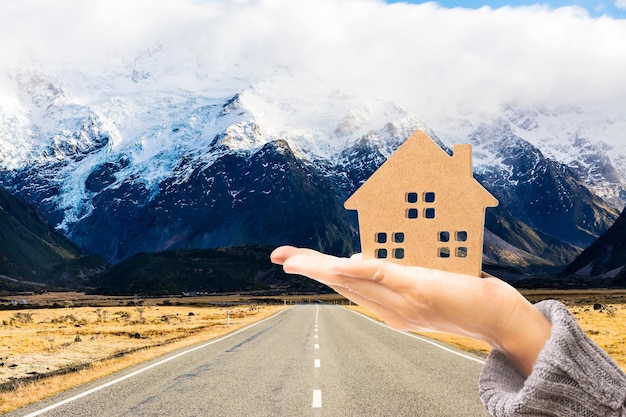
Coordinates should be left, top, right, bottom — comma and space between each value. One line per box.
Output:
1, 63, 626, 291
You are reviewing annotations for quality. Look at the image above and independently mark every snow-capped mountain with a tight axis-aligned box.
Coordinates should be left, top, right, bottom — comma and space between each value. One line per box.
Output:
432, 103, 626, 208
0, 62, 624, 274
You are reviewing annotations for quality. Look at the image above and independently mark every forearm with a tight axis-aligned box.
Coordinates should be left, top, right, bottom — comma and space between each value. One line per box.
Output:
489, 290, 552, 377
456, 276, 551, 377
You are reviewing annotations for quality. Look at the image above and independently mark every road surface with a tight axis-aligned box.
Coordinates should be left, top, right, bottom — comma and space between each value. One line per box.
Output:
8, 305, 491, 417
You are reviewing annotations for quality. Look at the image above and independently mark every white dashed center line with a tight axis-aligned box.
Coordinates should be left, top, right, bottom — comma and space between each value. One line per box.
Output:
312, 390, 322, 408
312, 306, 322, 412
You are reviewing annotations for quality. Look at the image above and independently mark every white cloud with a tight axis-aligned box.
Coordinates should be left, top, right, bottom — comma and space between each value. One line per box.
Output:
616, 0, 626, 10
1, 0, 626, 116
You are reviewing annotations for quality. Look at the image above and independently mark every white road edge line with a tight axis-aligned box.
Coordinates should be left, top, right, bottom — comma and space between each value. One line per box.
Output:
312, 390, 322, 408
344, 307, 486, 365
21, 308, 292, 417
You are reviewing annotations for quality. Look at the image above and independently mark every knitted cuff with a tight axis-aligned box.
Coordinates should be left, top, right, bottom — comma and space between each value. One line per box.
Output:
479, 299, 626, 417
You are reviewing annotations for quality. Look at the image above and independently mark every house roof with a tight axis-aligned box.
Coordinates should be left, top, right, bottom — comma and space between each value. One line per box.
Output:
344, 130, 498, 211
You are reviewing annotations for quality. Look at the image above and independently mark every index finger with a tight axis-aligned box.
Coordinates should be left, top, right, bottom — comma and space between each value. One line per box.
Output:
275, 246, 423, 293
330, 255, 430, 293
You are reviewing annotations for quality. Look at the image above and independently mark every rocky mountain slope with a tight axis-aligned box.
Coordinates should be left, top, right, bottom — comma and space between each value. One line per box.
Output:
561, 206, 626, 283
0, 186, 106, 290
1, 65, 624, 279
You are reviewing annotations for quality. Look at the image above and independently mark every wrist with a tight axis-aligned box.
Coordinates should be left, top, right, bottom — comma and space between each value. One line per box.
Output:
494, 296, 552, 377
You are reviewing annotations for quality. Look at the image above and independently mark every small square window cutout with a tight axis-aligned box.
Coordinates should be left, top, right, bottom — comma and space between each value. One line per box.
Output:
439, 231, 450, 242
407, 208, 419, 219
456, 247, 468, 258
424, 192, 436, 203
376, 232, 387, 243
456, 231, 468, 242
424, 208, 435, 219
393, 232, 405, 243
406, 192, 418, 203
376, 248, 388, 259
393, 248, 405, 259
438, 247, 450, 258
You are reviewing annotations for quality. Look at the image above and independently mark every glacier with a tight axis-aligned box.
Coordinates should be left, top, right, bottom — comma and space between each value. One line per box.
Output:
0, 59, 625, 269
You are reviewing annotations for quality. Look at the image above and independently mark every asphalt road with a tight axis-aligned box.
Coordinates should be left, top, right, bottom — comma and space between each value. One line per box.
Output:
8, 305, 491, 417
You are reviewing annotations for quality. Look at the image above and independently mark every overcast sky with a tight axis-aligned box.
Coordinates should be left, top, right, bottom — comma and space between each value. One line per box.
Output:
1, 0, 626, 116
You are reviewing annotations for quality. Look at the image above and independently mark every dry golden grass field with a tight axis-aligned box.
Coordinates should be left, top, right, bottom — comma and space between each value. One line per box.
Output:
1, 289, 625, 413
0, 292, 300, 413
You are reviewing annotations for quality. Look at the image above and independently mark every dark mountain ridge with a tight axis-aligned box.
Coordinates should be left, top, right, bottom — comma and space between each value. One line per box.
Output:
0, 186, 107, 290
66, 139, 356, 263
89, 246, 329, 296
470, 121, 619, 248
561, 206, 626, 286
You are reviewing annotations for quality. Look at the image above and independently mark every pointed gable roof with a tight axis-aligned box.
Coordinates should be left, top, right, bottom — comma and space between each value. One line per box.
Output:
344, 130, 498, 211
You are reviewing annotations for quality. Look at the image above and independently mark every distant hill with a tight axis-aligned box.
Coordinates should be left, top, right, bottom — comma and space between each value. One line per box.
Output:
483, 205, 582, 271
89, 246, 328, 296
613, 268, 626, 287
560, 206, 626, 286
0, 186, 107, 291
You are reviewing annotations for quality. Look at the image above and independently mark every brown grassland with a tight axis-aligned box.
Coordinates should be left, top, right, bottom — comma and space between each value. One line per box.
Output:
0, 289, 625, 414
0, 292, 302, 414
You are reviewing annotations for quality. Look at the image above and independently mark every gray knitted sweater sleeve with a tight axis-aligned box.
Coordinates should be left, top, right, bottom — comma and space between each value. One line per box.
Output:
478, 299, 626, 417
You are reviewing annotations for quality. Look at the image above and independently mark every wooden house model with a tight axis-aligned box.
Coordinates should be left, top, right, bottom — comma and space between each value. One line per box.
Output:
344, 130, 498, 277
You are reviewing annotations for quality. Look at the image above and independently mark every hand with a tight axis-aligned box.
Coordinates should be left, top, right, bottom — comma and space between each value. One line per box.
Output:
271, 246, 551, 377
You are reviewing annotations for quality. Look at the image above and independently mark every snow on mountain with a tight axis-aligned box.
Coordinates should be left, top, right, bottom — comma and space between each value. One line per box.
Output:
0, 87, 33, 169
0, 63, 418, 236
1, 64, 423, 225
0, 61, 624, 270
427, 103, 626, 208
